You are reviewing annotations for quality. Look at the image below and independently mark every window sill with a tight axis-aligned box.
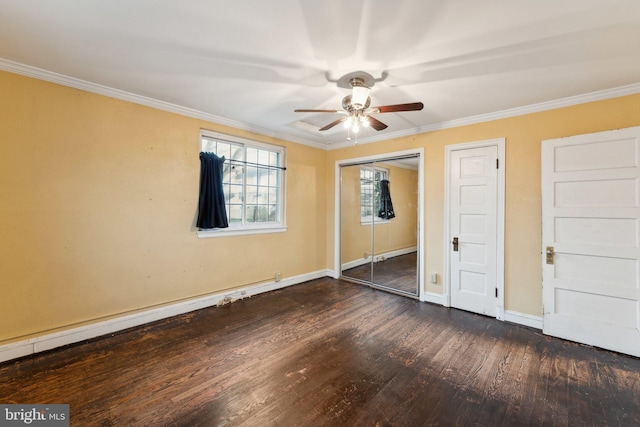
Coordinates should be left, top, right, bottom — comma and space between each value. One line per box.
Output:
197, 225, 287, 238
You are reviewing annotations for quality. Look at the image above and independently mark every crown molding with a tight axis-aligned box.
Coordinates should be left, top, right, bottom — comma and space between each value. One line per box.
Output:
418, 83, 640, 133
2, 58, 639, 152
327, 82, 640, 150
0, 58, 327, 150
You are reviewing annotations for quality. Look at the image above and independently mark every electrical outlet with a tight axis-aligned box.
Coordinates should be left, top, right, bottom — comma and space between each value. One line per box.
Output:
430, 273, 438, 284
275, 272, 281, 282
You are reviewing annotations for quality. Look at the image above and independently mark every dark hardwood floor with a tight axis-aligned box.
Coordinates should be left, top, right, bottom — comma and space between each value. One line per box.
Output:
343, 252, 418, 294
2, 278, 640, 426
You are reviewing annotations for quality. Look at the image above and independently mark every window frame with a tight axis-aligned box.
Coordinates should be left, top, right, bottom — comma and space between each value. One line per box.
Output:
197, 130, 287, 238
360, 165, 392, 225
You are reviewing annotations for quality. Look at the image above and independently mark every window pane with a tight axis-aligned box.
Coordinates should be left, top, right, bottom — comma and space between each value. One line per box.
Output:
255, 205, 268, 222
258, 168, 269, 186
268, 205, 278, 221
265, 169, 275, 186
230, 144, 243, 161
229, 205, 242, 223
268, 187, 277, 205
246, 166, 258, 185
245, 205, 256, 223
202, 138, 216, 152
230, 165, 243, 184
246, 147, 258, 164
257, 186, 269, 203
245, 185, 258, 204
216, 142, 231, 160
229, 184, 243, 204
258, 150, 270, 166
269, 151, 278, 167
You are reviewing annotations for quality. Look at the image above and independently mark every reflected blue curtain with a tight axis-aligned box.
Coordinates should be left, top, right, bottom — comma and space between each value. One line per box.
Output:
197, 152, 229, 229
378, 179, 395, 219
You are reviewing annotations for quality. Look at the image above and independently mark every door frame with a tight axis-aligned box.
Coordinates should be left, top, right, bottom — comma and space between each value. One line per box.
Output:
333, 148, 425, 301
444, 138, 506, 319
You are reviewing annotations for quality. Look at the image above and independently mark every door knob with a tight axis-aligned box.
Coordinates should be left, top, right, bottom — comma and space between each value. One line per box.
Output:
452, 237, 459, 252
546, 246, 555, 264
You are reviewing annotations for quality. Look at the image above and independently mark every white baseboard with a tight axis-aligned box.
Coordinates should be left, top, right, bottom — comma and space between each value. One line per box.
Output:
504, 310, 543, 330
423, 291, 445, 305
0, 270, 328, 364
327, 269, 340, 279
418, 294, 542, 331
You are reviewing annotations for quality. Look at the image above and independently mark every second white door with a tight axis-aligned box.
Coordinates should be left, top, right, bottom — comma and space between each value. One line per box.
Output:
449, 144, 500, 316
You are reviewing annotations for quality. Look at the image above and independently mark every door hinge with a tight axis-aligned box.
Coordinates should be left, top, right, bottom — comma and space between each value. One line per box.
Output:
496, 158, 499, 169
495, 288, 498, 298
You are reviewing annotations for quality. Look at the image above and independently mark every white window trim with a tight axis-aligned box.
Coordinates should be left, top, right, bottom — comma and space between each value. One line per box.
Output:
197, 130, 286, 237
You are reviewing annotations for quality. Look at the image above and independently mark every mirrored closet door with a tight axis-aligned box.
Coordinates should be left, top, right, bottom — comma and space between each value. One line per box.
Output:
340, 154, 420, 298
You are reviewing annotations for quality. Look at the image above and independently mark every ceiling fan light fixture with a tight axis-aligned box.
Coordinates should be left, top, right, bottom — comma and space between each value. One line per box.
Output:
351, 85, 370, 108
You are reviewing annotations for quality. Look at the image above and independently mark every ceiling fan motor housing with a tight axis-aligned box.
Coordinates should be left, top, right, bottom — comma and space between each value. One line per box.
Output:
342, 94, 371, 111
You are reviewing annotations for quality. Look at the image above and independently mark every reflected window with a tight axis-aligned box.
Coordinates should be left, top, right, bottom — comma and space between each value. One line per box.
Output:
360, 166, 389, 223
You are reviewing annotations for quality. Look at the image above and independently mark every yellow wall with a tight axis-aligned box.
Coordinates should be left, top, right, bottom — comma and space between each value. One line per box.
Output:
327, 93, 640, 316
0, 71, 327, 344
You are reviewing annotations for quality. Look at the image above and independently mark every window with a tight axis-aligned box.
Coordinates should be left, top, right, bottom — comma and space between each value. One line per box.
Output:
360, 166, 390, 223
198, 130, 286, 237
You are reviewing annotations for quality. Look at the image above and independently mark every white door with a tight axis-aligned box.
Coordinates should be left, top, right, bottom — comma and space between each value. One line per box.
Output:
542, 126, 640, 357
449, 145, 499, 316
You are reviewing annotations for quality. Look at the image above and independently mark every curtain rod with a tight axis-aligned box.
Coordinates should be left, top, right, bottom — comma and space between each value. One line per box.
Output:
225, 159, 287, 171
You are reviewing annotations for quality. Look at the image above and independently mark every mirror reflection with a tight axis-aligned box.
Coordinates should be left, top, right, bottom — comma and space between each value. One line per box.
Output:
340, 155, 420, 297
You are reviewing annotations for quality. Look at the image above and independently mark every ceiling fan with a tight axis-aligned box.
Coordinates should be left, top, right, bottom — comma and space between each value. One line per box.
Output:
294, 71, 423, 137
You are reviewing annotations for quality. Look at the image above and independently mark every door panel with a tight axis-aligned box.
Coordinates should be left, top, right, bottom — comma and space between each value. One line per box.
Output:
542, 126, 640, 357
450, 145, 498, 316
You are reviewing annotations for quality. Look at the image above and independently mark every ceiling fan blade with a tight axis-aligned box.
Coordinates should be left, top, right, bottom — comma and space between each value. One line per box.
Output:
319, 118, 345, 131
367, 116, 388, 131
294, 109, 341, 113
373, 102, 424, 113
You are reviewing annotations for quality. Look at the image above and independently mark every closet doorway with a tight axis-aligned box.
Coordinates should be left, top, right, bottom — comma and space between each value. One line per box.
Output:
336, 150, 424, 299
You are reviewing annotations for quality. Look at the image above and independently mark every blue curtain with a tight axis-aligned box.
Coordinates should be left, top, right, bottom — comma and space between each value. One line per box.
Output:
197, 152, 229, 229
378, 179, 395, 219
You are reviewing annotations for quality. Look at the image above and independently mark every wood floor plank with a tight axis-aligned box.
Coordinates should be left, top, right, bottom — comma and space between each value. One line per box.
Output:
2, 278, 640, 426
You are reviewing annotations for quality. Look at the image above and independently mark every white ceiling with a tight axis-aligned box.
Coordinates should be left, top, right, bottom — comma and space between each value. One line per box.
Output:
1, 0, 640, 149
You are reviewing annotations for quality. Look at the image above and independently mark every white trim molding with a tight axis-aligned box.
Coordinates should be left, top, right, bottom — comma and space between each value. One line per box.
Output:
423, 292, 445, 306
504, 310, 543, 330
0, 270, 328, 364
